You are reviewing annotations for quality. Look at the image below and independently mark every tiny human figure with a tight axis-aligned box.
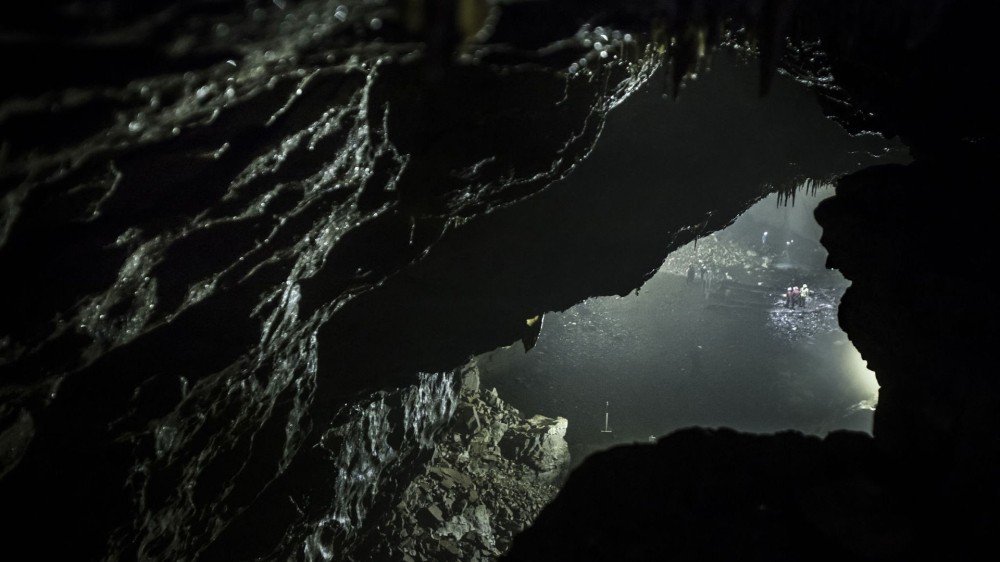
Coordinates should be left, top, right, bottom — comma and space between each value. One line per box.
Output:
785, 287, 793, 308
687, 264, 696, 285
800, 284, 810, 306
792, 286, 801, 308
761, 230, 769, 248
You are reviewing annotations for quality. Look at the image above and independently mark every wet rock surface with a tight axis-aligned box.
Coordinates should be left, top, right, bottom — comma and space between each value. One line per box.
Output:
0, 3, 650, 558
2, 1, 997, 560
367, 363, 569, 561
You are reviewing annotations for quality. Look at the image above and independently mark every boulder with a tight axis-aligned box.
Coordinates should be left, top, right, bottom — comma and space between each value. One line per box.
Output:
418, 504, 445, 527
498, 416, 570, 482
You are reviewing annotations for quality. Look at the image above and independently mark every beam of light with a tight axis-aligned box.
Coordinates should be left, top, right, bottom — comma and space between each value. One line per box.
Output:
838, 338, 880, 411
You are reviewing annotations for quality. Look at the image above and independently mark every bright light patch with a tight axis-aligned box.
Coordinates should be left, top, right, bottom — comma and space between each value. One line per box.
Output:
838, 339, 880, 410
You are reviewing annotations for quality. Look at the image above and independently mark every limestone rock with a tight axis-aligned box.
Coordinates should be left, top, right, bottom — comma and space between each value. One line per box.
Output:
366, 361, 569, 561
498, 415, 570, 483
461, 365, 481, 395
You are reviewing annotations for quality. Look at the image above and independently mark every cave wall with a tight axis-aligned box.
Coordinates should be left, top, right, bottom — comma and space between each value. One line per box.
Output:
816, 150, 999, 558
2, 1, 997, 560
506, 1, 1000, 559
1, 3, 657, 557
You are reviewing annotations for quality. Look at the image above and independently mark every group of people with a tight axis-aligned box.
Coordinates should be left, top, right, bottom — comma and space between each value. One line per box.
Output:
784, 284, 811, 308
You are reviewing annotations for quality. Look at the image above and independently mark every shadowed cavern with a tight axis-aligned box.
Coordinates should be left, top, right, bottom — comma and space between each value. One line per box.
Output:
1, 1, 997, 560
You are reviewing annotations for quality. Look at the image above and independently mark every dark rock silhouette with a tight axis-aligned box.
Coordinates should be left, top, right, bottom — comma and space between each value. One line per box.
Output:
1, 1, 997, 560
508, 428, 905, 561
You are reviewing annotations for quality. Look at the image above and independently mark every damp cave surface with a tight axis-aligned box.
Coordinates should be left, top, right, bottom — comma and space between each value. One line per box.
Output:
479, 186, 879, 465
7, 1, 992, 560
2, 48, 905, 561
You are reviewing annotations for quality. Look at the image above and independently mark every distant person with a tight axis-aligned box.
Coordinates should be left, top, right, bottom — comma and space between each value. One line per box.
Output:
785, 287, 793, 308
800, 284, 810, 306
686, 264, 695, 285
761, 230, 769, 248
792, 286, 801, 308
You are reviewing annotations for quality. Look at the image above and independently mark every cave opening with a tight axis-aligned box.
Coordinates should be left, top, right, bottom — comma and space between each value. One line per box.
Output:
3, 1, 995, 561
349, 54, 911, 557
478, 184, 879, 467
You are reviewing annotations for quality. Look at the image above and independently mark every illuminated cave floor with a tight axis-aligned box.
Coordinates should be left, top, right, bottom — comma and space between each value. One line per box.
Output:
478, 187, 878, 468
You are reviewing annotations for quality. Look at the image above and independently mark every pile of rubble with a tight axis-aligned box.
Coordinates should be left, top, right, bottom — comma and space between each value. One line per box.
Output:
661, 233, 771, 283
369, 363, 570, 561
